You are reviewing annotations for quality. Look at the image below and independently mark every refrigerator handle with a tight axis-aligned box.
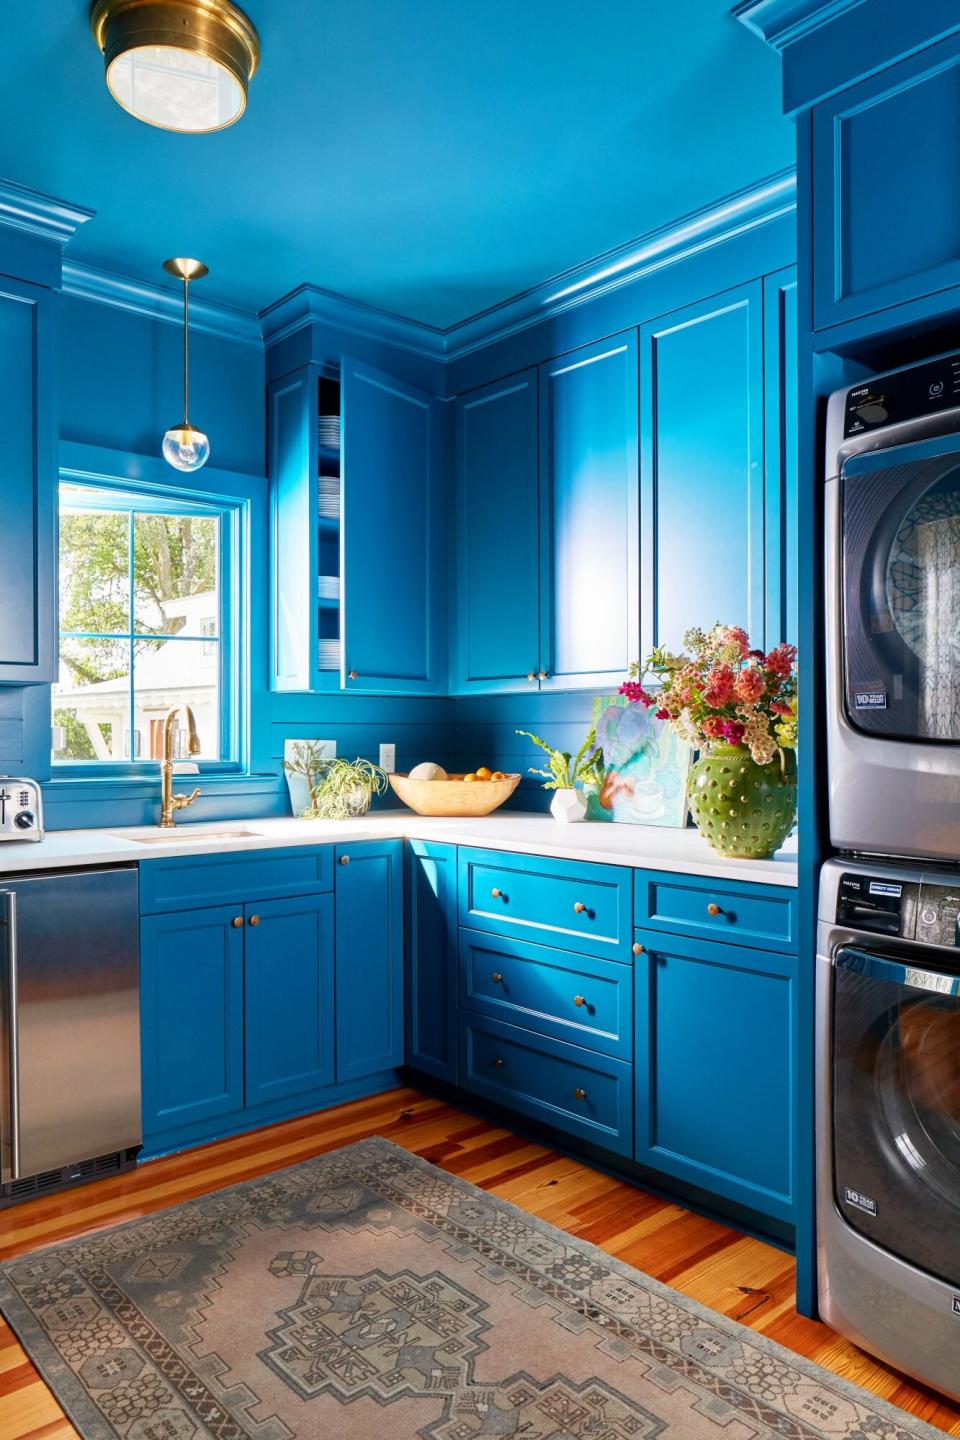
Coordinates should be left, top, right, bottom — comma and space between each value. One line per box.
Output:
0, 890, 20, 1182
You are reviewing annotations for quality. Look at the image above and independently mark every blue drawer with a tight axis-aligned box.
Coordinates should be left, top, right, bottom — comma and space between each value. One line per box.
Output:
459, 1013, 633, 1158
458, 847, 633, 961
459, 928, 632, 1060
635, 870, 797, 954
139, 845, 334, 914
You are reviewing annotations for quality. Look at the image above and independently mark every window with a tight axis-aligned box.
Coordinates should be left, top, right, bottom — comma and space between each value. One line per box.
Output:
53, 481, 237, 768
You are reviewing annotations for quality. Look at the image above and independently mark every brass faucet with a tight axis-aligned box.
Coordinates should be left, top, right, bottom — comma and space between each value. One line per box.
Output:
159, 705, 202, 828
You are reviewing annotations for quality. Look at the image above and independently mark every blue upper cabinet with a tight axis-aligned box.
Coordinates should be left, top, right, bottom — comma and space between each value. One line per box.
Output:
764, 268, 798, 650
640, 283, 765, 655
0, 277, 54, 683
341, 358, 444, 694
812, 33, 960, 333
454, 370, 540, 693
539, 334, 639, 690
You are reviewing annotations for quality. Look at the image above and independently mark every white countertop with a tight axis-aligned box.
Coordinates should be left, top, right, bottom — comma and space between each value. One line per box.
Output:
0, 811, 798, 886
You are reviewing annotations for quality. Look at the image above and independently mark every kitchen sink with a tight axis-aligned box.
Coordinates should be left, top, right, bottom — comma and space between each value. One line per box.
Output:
111, 826, 264, 845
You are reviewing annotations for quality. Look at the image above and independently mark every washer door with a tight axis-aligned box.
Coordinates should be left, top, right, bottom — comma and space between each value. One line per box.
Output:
842, 437, 960, 741
833, 946, 960, 1286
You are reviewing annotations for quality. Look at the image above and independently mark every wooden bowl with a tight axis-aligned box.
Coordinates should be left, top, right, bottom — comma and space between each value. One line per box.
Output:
388, 772, 521, 817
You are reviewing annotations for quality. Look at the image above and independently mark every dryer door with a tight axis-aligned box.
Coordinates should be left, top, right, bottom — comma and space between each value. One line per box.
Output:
833, 945, 960, 1286
842, 435, 960, 741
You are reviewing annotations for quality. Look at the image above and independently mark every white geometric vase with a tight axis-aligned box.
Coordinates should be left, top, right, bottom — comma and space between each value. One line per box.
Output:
550, 787, 587, 823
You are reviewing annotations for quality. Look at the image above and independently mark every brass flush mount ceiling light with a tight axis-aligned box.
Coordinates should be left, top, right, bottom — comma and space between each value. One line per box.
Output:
90, 0, 260, 133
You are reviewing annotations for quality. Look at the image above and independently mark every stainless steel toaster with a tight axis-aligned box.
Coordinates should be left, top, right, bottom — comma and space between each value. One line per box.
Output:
0, 777, 43, 842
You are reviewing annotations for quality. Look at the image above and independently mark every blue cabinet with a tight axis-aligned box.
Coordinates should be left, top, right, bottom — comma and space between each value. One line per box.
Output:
640, 283, 765, 655
405, 840, 458, 1082
454, 370, 540, 693
0, 277, 54, 682
141, 905, 245, 1142
245, 893, 335, 1106
634, 930, 794, 1222
764, 268, 798, 649
812, 33, 960, 332
335, 839, 404, 1081
539, 334, 639, 690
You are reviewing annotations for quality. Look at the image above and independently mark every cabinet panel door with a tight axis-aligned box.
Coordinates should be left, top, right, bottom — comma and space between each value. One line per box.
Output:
341, 359, 442, 694
640, 284, 764, 656
763, 269, 798, 650
0, 278, 54, 682
405, 840, 458, 1082
140, 906, 244, 1140
455, 371, 540, 693
539, 334, 639, 690
813, 34, 960, 330
244, 893, 335, 1107
335, 839, 404, 1080
269, 366, 318, 692
634, 931, 794, 1222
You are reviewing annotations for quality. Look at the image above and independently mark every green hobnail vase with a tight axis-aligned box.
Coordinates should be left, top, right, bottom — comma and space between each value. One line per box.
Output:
687, 743, 797, 860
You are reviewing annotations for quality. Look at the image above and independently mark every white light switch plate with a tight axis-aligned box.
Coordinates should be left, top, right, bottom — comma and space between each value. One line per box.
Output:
379, 743, 396, 773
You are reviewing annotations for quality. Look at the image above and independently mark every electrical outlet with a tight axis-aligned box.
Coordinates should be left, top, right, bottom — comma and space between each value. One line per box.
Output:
379, 743, 396, 773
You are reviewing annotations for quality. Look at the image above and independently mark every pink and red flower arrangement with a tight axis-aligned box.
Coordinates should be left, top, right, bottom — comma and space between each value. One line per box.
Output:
620, 625, 798, 766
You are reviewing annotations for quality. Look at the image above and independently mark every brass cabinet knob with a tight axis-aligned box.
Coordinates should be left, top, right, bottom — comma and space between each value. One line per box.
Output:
573, 1087, 587, 1101
573, 994, 586, 1008
492, 1056, 505, 1068
348, 670, 358, 680
632, 942, 644, 956
573, 901, 587, 914
491, 972, 503, 984
340, 854, 350, 865
538, 670, 548, 680
231, 916, 243, 929
526, 671, 536, 681
491, 887, 502, 899
249, 914, 261, 927
706, 902, 721, 917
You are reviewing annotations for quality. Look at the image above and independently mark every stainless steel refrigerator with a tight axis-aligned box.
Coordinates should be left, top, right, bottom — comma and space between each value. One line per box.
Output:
0, 865, 141, 1201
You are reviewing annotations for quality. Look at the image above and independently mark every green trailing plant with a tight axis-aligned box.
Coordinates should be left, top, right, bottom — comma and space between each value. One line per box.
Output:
515, 727, 606, 791
282, 745, 387, 819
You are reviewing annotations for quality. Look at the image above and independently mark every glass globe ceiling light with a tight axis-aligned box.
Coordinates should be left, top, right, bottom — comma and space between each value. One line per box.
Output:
90, 0, 260, 134
161, 257, 211, 472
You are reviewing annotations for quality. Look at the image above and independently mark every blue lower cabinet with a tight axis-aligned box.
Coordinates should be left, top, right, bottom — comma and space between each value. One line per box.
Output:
335, 839, 404, 1081
244, 894, 335, 1107
141, 906, 245, 1141
634, 930, 795, 1222
460, 1013, 633, 1158
405, 841, 458, 1082
459, 928, 633, 1061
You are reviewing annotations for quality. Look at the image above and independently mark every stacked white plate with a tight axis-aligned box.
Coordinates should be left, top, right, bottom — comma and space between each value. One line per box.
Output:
317, 415, 340, 450
317, 639, 341, 670
318, 474, 340, 520
317, 574, 340, 600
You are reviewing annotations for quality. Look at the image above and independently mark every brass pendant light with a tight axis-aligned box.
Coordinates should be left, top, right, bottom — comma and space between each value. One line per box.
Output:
90, 0, 260, 133
162, 257, 211, 472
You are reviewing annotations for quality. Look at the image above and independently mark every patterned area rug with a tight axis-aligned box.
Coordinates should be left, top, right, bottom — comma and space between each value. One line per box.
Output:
0, 1137, 943, 1439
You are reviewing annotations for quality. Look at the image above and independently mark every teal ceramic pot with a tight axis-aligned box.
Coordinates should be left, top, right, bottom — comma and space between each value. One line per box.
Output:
687, 743, 797, 860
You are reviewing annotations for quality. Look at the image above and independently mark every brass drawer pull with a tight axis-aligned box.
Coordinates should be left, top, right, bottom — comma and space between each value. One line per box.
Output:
573, 1087, 587, 1101
348, 670, 358, 680
492, 1056, 505, 1068
526, 671, 536, 681
340, 854, 350, 865
573, 901, 587, 915
249, 914, 261, 927
491, 887, 503, 899
232, 916, 243, 929
573, 994, 586, 1008
491, 972, 503, 984
632, 942, 644, 956
706, 902, 721, 917
538, 670, 548, 680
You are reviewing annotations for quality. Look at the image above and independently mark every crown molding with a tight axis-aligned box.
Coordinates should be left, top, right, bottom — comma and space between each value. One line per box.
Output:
62, 261, 263, 347
259, 283, 446, 359
731, 0, 866, 52
0, 178, 94, 246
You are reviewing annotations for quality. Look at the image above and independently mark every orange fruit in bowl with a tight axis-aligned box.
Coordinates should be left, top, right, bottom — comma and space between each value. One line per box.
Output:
463, 773, 478, 782
475, 766, 493, 780
490, 770, 506, 780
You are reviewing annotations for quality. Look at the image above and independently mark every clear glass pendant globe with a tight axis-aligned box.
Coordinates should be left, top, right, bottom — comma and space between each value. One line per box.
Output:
162, 423, 210, 472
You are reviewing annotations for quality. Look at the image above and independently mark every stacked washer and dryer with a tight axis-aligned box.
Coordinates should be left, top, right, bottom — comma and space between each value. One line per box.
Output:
820, 354, 960, 1400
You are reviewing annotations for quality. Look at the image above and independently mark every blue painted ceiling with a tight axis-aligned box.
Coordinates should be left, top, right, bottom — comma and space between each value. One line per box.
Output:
2, 3, 793, 327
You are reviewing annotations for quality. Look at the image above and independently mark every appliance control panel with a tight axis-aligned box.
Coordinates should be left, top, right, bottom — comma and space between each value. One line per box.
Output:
0, 776, 43, 843
837, 871, 960, 946
842, 352, 960, 438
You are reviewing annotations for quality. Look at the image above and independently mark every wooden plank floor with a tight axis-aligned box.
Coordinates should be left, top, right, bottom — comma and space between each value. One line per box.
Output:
1, 1086, 957, 1438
